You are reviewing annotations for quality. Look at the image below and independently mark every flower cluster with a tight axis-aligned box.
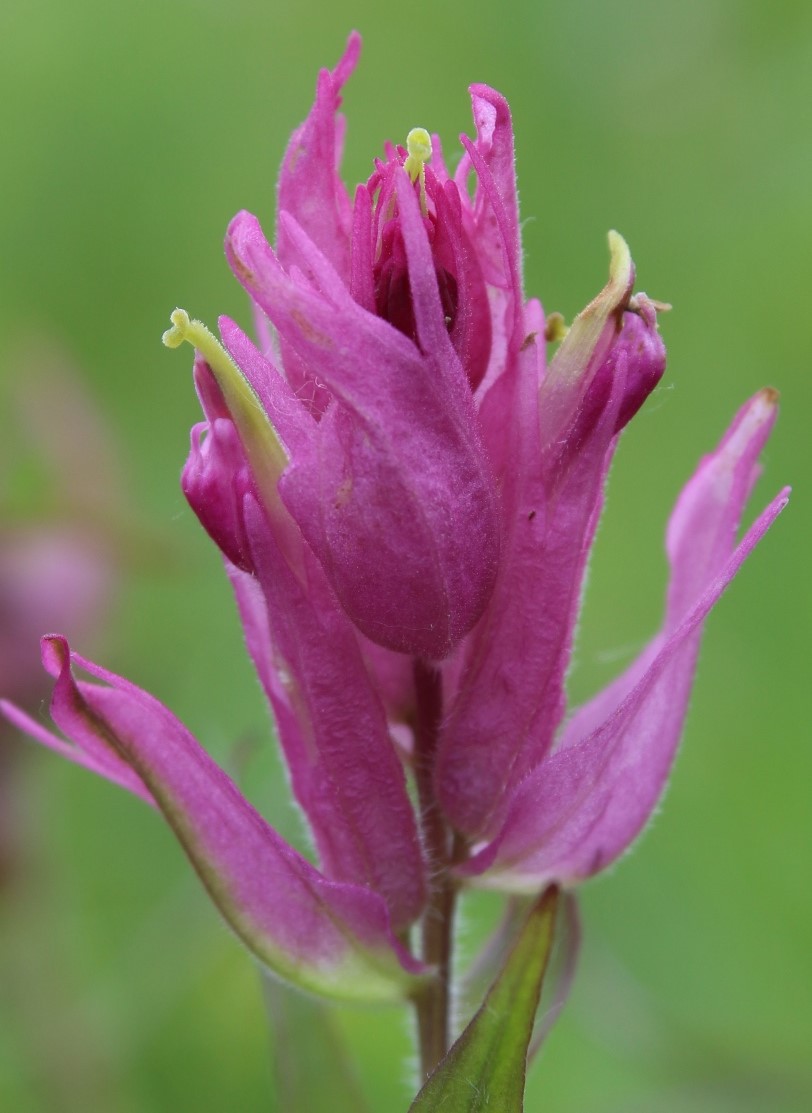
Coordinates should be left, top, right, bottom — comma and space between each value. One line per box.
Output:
1, 33, 787, 1006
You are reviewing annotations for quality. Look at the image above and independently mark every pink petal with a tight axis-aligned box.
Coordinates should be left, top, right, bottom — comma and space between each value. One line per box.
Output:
226, 211, 500, 658
183, 413, 254, 574
538, 232, 635, 453
437, 302, 666, 836
429, 176, 492, 391
0, 696, 153, 803
230, 494, 426, 929
23, 635, 423, 1000
455, 87, 525, 397
392, 169, 470, 391
271, 33, 361, 415
276, 31, 360, 282
457, 86, 522, 300
349, 183, 376, 313
182, 363, 426, 926
463, 392, 787, 889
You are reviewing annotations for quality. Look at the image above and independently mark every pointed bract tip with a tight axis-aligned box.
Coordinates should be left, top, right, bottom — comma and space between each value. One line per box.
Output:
738, 387, 781, 438
728, 388, 780, 449
40, 633, 69, 676
344, 29, 362, 63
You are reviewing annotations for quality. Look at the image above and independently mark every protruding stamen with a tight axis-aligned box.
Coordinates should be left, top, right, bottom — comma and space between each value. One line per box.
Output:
163, 308, 288, 491
404, 127, 432, 214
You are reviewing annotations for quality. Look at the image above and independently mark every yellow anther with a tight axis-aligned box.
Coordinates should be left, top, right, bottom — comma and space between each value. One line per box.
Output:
544, 313, 569, 343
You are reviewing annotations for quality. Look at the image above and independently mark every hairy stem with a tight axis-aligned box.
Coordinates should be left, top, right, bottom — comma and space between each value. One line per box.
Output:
411, 660, 458, 1079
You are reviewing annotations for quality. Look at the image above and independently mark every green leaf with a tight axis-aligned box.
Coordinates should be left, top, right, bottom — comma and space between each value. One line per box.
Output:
263, 974, 372, 1113
409, 887, 558, 1113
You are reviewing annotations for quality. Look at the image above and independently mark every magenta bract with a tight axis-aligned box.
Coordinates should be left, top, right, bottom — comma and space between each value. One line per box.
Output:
0, 636, 424, 1000
459, 391, 789, 888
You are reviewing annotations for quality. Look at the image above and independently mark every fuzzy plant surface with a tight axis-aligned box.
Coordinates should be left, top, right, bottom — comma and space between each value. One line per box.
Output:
1, 30, 788, 1110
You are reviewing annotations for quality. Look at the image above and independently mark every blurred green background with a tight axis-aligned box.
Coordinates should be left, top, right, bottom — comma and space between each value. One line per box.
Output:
1, 0, 809, 1110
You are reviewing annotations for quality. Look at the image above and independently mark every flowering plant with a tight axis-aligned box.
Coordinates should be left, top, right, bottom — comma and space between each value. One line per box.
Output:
1, 32, 788, 1108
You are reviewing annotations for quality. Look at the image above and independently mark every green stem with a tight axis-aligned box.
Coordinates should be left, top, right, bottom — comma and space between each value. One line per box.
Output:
411, 660, 459, 1079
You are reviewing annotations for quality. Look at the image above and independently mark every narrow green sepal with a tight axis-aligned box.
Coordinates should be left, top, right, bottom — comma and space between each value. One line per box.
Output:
409, 886, 558, 1112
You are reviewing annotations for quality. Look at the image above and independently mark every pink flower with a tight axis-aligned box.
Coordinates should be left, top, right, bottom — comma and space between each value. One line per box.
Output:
1, 33, 788, 1005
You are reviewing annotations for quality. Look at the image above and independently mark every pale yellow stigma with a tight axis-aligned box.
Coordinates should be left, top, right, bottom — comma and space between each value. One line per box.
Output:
404, 127, 432, 214
404, 127, 432, 179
